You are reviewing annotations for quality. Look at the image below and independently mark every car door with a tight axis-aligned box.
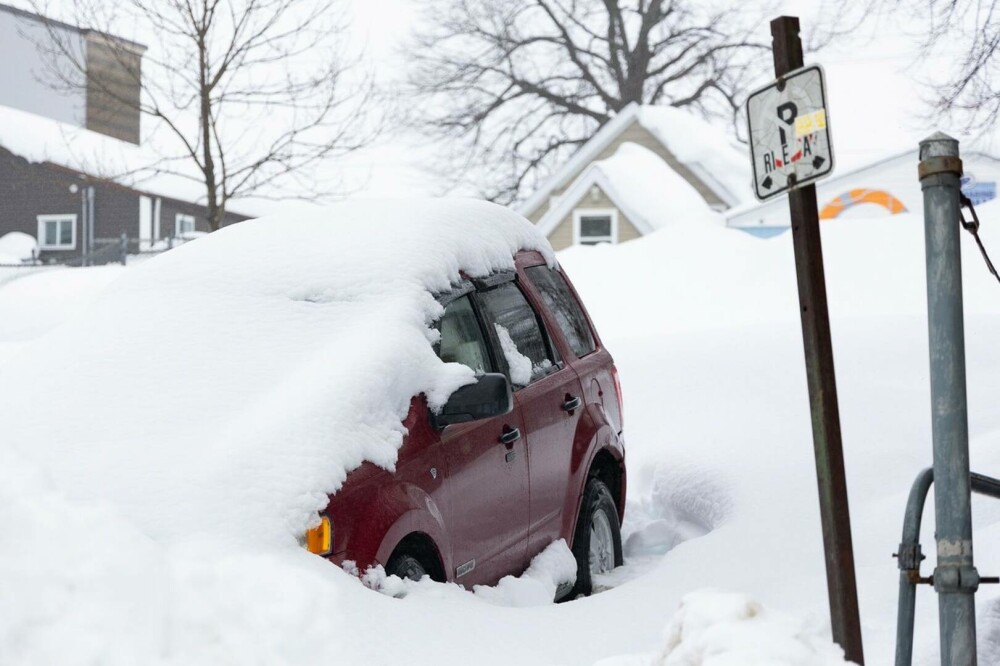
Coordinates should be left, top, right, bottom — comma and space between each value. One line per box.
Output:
474, 277, 587, 565
433, 291, 529, 587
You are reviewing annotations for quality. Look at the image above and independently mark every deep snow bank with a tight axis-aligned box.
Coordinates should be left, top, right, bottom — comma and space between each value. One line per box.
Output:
8, 198, 995, 664
559, 209, 1000, 663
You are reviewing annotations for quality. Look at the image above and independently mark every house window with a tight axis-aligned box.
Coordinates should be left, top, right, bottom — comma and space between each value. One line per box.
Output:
573, 208, 618, 245
37, 214, 77, 250
175, 214, 196, 236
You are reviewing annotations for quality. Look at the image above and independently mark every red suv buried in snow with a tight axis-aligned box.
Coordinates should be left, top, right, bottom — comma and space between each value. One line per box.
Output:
313, 250, 625, 598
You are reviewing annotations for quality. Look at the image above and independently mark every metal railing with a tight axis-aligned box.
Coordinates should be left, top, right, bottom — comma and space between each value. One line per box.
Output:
895, 469, 1000, 666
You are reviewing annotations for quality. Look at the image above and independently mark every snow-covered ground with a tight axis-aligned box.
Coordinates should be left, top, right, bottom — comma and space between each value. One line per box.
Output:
3, 199, 1000, 664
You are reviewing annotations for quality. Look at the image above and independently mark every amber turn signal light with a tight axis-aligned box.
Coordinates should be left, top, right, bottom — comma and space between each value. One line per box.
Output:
306, 515, 333, 556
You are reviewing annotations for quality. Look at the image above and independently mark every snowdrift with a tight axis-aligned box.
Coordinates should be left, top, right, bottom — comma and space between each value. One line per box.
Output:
15, 196, 996, 663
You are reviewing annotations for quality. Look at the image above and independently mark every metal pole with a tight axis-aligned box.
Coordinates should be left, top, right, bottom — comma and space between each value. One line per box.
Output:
770, 16, 865, 664
919, 132, 979, 666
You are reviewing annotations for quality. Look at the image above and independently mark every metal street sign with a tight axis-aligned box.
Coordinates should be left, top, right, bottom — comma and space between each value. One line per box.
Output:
747, 64, 834, 201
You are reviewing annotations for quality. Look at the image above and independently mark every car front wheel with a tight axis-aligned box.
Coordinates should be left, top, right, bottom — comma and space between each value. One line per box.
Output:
569, 478, 623, 597
386, 553, 427, 581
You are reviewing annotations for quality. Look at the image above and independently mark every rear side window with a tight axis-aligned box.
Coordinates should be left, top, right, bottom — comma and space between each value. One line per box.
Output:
477, 282, 553, 387
525, 265, 596, 358
435, 295, 491, 374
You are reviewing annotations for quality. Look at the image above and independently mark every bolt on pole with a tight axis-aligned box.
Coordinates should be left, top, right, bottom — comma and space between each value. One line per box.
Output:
769, 16, 865, 665
919, 132, 979, 666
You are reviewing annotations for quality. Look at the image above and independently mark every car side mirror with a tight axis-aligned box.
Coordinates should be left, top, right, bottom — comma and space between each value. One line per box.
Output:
435, 373, 513, 427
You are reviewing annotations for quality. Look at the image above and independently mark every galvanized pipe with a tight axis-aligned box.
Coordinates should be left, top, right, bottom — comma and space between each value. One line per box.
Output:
920, 132, 979, 666
895, 468, 933, 666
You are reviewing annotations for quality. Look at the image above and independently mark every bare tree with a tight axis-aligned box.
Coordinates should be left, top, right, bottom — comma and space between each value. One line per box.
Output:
407, 0, 771, 203
29, 0, 379, 230
903, 0, 1000, 132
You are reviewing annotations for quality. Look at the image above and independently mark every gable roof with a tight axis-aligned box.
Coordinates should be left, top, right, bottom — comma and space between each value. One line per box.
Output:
535, 142, 723, 237
518, 102, 750, 220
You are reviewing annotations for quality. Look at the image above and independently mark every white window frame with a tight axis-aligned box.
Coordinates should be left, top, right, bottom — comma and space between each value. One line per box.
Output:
175, 213, 196, 237
572, 208, 618, 245
37, 214, 77, 251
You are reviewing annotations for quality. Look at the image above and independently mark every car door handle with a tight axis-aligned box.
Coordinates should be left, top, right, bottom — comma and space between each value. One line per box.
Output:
499, 426, 521, 445
562, 395, 582, 412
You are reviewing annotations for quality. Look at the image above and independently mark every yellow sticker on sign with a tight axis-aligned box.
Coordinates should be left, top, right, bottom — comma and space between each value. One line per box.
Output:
795, 109, 827, 138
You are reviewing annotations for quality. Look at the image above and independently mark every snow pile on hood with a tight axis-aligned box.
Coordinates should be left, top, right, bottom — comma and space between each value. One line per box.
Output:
0, 199, 553, 551
0, 231, 37, 264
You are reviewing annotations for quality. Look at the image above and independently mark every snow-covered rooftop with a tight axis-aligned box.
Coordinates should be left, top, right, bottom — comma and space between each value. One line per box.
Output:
633, 105, 751, 208
0, 102, 258, 214
519, 102, 752, 219
535, 142, 723, 237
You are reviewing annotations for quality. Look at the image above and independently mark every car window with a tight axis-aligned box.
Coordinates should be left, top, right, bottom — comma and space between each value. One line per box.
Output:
477, 282, 554, 387
524, 265, 596, 358
435, 295, 491, 374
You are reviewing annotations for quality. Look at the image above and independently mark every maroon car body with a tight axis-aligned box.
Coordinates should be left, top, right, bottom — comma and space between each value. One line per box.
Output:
322, 250, 625, 591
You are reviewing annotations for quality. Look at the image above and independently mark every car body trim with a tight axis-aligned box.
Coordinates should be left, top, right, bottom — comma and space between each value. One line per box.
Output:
456, 559, 476, 578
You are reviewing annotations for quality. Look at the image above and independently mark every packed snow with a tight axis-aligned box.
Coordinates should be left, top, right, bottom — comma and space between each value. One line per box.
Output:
359, 539, 578, 608
656, 590, 848, 665
494, 322, 534, 386
6, 196, 1000, 664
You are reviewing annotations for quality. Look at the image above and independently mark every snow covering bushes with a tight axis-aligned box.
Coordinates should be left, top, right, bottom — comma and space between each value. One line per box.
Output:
0, 231, 37, 264
655, 591, 848, 665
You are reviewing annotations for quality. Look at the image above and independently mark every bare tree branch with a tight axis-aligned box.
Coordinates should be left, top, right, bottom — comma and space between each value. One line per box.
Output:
408, 0, 771, 204
25, 0, 383, 230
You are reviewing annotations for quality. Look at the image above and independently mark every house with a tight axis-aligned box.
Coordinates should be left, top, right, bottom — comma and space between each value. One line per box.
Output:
517, 102, 751, 250
725, 148, 1000, 237
0, 3, 250, 264
0, 2, 144, 144
0, 138, 247, 263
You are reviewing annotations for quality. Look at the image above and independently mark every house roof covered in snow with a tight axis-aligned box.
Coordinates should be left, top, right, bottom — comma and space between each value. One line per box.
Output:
534, 142, 723, 237
0, 102, 258, 216
518, 102, 751, 222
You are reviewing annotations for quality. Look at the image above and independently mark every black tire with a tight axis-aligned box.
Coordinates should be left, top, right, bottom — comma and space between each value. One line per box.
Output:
386, 553, 428, 581
568, 478, 623, 598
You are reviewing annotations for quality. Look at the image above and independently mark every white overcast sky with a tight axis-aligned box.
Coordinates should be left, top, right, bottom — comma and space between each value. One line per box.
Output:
7, 0, 985, 204
344, 0, 984, 200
